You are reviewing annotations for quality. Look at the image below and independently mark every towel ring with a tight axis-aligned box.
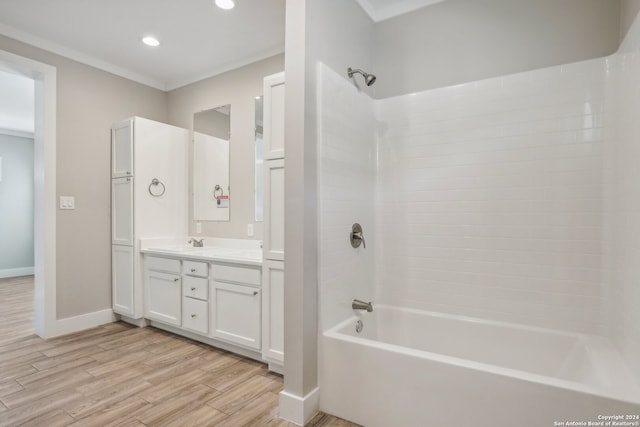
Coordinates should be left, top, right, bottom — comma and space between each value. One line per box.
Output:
213, 184, 224, 199
148, 178, 166, 197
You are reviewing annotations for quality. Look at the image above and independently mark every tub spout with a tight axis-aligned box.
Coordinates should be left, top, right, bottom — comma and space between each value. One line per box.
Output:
352, 299, 373, 312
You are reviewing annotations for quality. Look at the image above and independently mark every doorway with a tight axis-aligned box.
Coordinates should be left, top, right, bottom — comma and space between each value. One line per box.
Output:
0, 49, 56, 338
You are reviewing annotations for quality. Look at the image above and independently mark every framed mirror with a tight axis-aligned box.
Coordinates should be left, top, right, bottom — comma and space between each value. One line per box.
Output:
193, 104, 231, 221
255, 96, 264, 222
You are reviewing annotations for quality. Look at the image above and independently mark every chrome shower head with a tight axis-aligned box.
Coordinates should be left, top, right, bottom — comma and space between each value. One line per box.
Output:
347, 67, 377, 87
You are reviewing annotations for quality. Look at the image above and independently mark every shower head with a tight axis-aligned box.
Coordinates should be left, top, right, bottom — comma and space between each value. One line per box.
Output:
348, 67, 377, 86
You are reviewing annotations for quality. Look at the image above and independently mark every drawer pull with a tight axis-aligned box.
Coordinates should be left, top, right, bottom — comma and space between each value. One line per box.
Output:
191, 314, 197, 318
253, 291, 258, 296
173, 278, 179, 282
191, 287, 196, 291
191, 268, 197, 273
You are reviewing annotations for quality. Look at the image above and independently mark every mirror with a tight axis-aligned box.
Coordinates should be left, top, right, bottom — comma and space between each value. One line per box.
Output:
255, 96, 264, 222
193, 105, 231, 221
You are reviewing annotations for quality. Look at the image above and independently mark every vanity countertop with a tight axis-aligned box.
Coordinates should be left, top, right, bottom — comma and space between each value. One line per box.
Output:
140, 238, 263, 266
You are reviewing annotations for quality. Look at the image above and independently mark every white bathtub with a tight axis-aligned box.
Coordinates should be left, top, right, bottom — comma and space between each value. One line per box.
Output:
320, 305, 640, 427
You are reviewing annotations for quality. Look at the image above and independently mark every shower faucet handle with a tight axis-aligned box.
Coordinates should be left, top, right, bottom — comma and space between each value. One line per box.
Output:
350, 223, 366, 248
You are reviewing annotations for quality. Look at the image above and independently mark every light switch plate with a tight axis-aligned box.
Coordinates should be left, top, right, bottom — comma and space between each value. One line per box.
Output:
247, 224, 254, 237
196, 222, 202, 234
59, 196, 75, 210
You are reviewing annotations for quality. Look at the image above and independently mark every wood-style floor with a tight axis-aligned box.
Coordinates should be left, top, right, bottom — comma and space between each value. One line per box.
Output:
0, 276, 359, 427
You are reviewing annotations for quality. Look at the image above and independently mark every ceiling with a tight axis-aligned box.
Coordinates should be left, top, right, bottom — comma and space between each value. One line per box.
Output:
356, 0, 448, 22
0, 0, 286, 91
0, 0, 444, 133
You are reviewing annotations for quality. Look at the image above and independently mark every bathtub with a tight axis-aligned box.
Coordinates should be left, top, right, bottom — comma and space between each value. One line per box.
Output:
320, 305, 640, 427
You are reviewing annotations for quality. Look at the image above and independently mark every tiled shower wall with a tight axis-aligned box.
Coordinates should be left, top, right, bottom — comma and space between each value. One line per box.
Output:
375, 60, 608, 333
318, 64, 376, 331
604, 16, 640, 382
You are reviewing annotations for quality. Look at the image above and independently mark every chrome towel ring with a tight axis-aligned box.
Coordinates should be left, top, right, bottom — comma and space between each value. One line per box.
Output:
213, 184, 224, 199
148, 178, 166, 197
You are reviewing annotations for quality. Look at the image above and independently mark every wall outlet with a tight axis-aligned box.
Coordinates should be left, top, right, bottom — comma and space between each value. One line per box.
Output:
59, 196, 75, 210
196, 222, 202, 234
247, 224, 254, 237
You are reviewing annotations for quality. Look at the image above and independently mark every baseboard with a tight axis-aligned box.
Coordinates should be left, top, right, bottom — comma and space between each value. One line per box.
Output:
279, 387, 320, 426
0, 267, 34, 279
47, 309, 117, 338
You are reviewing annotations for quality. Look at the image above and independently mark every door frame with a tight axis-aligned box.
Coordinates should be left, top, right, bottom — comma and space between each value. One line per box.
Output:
0, 49, 57, 338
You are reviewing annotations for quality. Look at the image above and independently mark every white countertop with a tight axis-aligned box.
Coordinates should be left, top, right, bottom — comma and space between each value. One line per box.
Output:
140, 237, 263, 266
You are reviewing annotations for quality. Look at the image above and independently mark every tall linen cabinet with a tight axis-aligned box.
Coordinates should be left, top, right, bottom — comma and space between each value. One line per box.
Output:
262, 72, 285, 373
111, 117, 188, 321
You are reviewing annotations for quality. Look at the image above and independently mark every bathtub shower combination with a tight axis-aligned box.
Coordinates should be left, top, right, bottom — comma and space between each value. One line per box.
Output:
317, 16, 640, 427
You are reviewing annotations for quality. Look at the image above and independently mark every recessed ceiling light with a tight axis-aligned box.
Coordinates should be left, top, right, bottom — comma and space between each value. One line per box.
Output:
141, 36, 160, 47
215, 0, 236, 10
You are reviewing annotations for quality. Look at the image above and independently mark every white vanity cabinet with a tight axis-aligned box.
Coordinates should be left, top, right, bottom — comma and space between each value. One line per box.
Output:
141, 247, 264, 361
145, 256, 182, 326
211, 263, 262, 350
182, 260, 209, 335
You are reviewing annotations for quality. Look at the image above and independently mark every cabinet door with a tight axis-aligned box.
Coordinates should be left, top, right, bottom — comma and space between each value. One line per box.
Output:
112, 245, 134, 317
146, 271, 181, 326
112, 119, 133, 178
263, 72, 285, 160
112, 177, 133, 246
264, 159, 284, 261
211, 281, 261, 350
262, 260, 284, 364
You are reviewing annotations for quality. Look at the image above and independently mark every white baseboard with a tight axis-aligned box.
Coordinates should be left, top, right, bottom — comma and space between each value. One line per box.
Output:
47, 309, 117, 338
279, 387, 320, 426
0, 267, 35, 279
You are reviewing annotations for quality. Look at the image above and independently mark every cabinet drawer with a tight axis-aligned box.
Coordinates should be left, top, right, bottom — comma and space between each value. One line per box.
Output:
182, 276, 208, 300
183, 260, 208, 277
182, 297, 208, 335
146, 256, 181, 274
211, 263, 261, 286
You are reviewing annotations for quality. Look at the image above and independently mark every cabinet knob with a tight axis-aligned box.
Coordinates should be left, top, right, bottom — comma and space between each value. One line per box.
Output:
173, 278, 179, 282
191, 314, 196, 318
253, 291, 258, 296
191, 287, 196, 291
191, 268, 196, 273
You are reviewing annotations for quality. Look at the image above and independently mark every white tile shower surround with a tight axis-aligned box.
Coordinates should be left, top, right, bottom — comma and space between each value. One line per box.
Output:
317, 62, 376, 330
604, 16, 640, 384
318, 13, 640, 384
375, 59, 608, 334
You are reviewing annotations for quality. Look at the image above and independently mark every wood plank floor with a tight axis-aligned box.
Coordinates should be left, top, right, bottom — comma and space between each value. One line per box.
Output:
0, 276, 360, 427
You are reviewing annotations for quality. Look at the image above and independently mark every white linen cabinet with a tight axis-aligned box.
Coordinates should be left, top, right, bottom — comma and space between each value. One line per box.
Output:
262, 72, 285, 373
111, 117, 188, 321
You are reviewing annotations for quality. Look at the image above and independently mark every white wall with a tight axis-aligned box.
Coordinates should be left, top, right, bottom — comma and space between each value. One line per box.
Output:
372, 0, 621, 98
375, 58, 607, 333
603, 9, 640, 384
317, 63, 376, 331
0, 133, 34, 277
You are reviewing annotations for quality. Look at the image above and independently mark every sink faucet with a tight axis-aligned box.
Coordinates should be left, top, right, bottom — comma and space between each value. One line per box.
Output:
352, 299, 373, 312
189, 238, 204, 247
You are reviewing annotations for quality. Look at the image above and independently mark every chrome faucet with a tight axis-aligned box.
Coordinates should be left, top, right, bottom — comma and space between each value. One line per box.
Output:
189, 238, 204, 247
352, 299, 373, 312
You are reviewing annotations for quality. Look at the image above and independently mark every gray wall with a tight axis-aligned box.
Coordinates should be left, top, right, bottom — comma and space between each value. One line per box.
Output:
372, 0, 622, 98
0, 34, 168, 319
0, 134, 34, 274
167, 54, 285, 241
621, 0, 640, 41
